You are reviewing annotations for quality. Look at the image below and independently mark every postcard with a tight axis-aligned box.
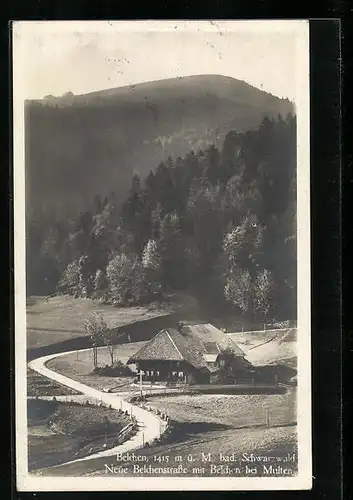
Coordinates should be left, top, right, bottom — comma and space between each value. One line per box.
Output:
13, 20, 311, 491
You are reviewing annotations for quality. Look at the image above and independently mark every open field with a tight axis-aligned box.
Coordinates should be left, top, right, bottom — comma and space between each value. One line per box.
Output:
27, 298, 298, 477
30, 374, 296, 477
27, 368, 80, 397
46, 342, 145, 392
35, 424, 297, 477
31, 347, 297, 478
27, 295, 173, 350
147, 390, 296, 429
28, 398, 131, 471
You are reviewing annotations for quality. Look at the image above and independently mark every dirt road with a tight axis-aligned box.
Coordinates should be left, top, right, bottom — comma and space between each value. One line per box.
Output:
28, 349, 165, 467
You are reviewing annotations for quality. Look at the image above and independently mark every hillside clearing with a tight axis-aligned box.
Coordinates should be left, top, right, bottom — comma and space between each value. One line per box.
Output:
28, 399, 132, 471
27, 295, 172, 350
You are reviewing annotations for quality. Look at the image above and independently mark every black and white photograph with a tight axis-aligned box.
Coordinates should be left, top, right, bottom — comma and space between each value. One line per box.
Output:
13, 20, 311, 491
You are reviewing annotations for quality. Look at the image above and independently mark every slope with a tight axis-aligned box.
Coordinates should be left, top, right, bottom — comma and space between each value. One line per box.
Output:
25, 74, 294, 217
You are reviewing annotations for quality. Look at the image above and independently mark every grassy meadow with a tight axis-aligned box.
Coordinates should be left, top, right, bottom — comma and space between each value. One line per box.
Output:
34, 424, 297, 477
147, 390, 296, 429
28, 399, 131, 471
27, 368, 80, 397
27, 295, 171, 350
46, 342, 145, 392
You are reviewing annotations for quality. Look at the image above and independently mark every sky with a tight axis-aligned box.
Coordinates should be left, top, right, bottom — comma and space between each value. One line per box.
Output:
13, 21, 309, 102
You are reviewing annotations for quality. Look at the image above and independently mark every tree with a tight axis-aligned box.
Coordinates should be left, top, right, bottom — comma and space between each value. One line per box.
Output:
83, 312, 126, 366
103, 330, 126, 366
150, 203, 163, 239
222, 214, 265, 319
77, 254, 94, 298
142, 239, 161, 271
121, 175, 152, 253
84, 312, 108, 368
142, 239, 163, 299
93, 269, 108, 300
253, 268, 275, 318
31, 115, 296, 322
223, 213, 263, 271
186, 183, 225, 276
57, 258, 82, 296
220, 130, 242, 183
222, 176, 262, 224
159, 211, 187, 289
202, 145, 221, 185
106, 253, 144, 305
224, 267, 252, 314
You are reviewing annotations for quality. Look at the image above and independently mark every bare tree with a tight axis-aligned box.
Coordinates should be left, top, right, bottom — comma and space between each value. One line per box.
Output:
104, 330, 125, 366
84, 312, 108, 368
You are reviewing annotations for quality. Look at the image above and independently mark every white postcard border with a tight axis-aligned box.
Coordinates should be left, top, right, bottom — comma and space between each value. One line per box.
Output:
13, 19, 311, 491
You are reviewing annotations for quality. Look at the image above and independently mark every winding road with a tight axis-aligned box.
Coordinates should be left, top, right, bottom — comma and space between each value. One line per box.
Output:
28, 349, 165, 466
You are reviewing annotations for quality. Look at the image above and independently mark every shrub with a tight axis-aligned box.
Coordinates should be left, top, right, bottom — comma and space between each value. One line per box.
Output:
92, 361, 134, 377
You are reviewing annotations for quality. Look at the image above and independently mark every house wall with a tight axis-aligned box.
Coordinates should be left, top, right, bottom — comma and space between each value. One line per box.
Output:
226, 357, 252, 375
135, 360, 210, 384
186, 366, 210, 385
210, 372, 222, 384
136, 360, 188, 382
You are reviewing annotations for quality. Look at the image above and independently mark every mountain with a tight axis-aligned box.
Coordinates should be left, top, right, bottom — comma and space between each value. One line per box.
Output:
25, 74, 294, 218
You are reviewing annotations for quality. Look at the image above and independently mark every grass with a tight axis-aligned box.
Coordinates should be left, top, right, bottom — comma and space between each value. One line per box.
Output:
27, 295, 171, 350
46, 342, 145, 392
147, 390, 296, 429
27, 296, 298, 477
34, 425, 297, 477
27, 368, 80, 397
31, 383, 297, 478
28, 399, 131, 471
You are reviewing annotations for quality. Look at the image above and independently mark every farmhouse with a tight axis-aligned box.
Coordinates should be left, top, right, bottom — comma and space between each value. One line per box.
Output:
127, 323, 254, 385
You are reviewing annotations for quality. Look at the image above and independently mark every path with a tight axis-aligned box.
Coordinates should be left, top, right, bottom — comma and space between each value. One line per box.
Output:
28, 349, 165, 467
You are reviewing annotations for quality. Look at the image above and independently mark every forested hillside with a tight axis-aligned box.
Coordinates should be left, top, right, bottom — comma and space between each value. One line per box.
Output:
27, 114, 297, 322
25, 75, 293, 218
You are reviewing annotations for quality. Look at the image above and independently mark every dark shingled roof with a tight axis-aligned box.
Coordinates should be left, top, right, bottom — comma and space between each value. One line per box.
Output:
181, 324, 245, 356
127, 323, 245, 371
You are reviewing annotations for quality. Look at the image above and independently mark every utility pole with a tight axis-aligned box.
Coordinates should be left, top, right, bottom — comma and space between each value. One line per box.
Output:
266, 409, 270, 428
93, 343, 97, 368
139, 370, 143, 397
